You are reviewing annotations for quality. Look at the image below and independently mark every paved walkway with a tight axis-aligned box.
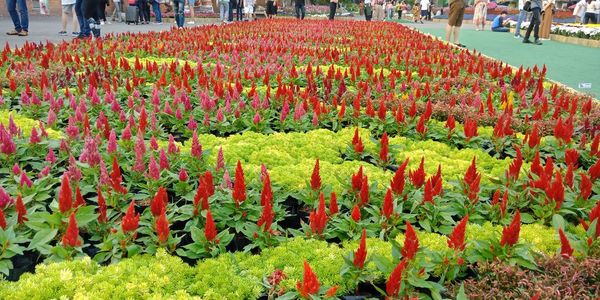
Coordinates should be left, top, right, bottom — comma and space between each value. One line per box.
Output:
405, 21, 600, 98
0, 15, 218, 47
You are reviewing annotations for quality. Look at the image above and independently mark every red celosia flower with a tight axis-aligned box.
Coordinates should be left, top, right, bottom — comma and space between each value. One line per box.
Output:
203, 171, 215, 197
506, 146, 523, 181
261, 173, 273, 206
564, 149, 579, 167
416, 114, 427, 136
325, 286, 338, 298
309, 193, 328, 235
296, 260, 320, 298
445, 115, 456, 135
589, 158, 600, 181
352, 166, 364, 191
500, 190, 509, 217
351, 205, 362, 222
151, 187, 168, 217
591, 133, 600, 157
353, 229, 368, 269
155, 208, 170, 243
122, 200, 140, 234
204, 208, 217, 242
527, 124, 541, 148
423, 179, 434, 205
97, 187, 107, 224
310, 159, 321, 190
463, 118, 478, 141
327, 191, 338, 215
409, 157, 426, 188
402, 221, 419, 260
110, 156, 127, 194
382, 189, 394, 219
448, 214, 469, 251
391, 158, 409, 195
579, 173, 592, 200
74, 186, 85, 208
386, 258, 407, 297
354, 137, 365, 154
0, 208, 6, 230
352, 128, 360, 145
233, 160, 247, 206
500, 210, 521, 247
15, 193, 27, 224
62, 212, 81, 248
463, 157, 479, 187
58, 175, 73, 214
257, 198, 274, 232
553, 117, 573, 144
379, 132, 389, 163
558, 228, 573, 257
359, 175, 369, 206
546, 171, 565, 210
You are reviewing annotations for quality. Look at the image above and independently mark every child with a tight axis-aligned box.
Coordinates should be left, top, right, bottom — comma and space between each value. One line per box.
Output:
245, 0, 254, 20
60, 0, 79, 36
412, 1, 420, 22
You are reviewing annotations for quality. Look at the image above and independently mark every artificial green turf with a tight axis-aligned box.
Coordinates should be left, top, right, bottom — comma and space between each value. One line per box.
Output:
411, 25, 599, 98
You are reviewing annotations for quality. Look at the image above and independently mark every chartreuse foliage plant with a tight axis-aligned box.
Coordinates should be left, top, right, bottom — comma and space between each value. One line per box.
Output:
0, 223, 573, 299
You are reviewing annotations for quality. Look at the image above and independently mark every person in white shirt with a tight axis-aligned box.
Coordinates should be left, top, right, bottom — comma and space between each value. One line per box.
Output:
573, 0, 587, 23
419, 0, 430, 23
59, 0, 78, 36
584, 0, 598, 23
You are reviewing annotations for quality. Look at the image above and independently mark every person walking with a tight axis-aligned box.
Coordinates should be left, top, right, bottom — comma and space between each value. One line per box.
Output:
522, 0, 543, 44
236, 0, 243, 20
187, 0, 195, 24
60, 0, 79, 36
75, 0, 91, 38
419, 0, 430, 23
151, 0, 162, 23
412, 0, 420, 22
514, 0, 528, 38
364, 0, 373, 20
584, 0, 598, 23
374, 0, 385, 20
295, 0, 305, 19
219, 0, 230, 22
84, 0, 104, 37
539, 0, 553, 39
173, 0, 185, 27
445, 0, 466, 47
472, 0, 488, 31
386, 0, 394, 19
573, 0, 586, 23
5, 0, 29, 36
396, 0, 406, 19
228, 0, 235, 21
329, 0, 338, 19
137, 0, 150, 24
111, 0, 123, 22
244, 0, 254, 20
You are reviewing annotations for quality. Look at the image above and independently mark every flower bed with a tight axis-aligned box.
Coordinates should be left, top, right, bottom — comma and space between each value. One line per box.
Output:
551, 23, 600, 41
0, 19, 599, 299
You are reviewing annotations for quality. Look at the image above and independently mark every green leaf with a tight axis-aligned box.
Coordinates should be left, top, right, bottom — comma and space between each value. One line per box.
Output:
551, 214, 565, 230
28, 228, 58, 250
456, 283, 468, 300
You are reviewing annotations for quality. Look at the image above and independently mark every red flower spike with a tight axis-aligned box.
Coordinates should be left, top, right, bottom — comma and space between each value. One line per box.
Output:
409, 157, 426, 188
500, 210, 521, 247
296, 261, 320, 298
325, 286, 338, 298
448, 214, 469, 251
62, 212, 81, 248
233, 160, 247, 206
260, 173, 273, 207
386, 258, 407, 297
416, 114, 427, 136
354, 137, 365, 154
309, 193, 328, 235
97, 187, 107, 224
382, 189, 394, 219
547, 171, 565, 211
423, 179, 435, 205
589, 158, 600, 181
351, 205, 361, 222
58, 175, 73, 214
110, 156, 127, 194
121, 200, 140, 234
463, 118, 478, 141
564, 149, 579, 167
151, 187, 168, 217
359, 175, 369, 206
0, 208, 5, 230
379, 132, 389, 163
329, 192, 339, 215
204, 209, 217, 242
353, 229, 368, 269
74, 186, 85, 207
15, 194, 27, 224
155, 209, 170, 244
402, 221, 419, 260
310, 159, 321, 190
579, 173, 592, 200
257, 198, 274, 232
558, 228, 574, 257
352, 166, 364, 191
391, 158, 409, 195
507, 146, 523, 181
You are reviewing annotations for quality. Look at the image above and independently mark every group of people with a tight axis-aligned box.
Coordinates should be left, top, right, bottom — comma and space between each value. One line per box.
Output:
573, 0, 600, 24
363, 0, 409, 21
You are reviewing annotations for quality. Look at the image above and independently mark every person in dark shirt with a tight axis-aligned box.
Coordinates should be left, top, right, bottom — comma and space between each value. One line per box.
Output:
491, 11, 511, 32
295, 0, 305, 19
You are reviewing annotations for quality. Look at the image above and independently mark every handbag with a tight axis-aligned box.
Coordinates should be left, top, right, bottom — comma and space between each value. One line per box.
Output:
523, 0, 531, 12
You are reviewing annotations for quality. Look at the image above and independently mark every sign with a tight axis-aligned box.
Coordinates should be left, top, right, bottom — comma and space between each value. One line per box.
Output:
578, 83, 592, 89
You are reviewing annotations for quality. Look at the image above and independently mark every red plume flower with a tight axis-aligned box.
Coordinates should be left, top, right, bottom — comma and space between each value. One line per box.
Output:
379, 132, 389, 163
261, 173, 273, 206
58, 175, 73, 214
257, 198, 274, 233
353, 137, 365, 154
0, 208, 6, 230
423, 179, 434, 205
351, 166, 364, 191
391, 158, 409, 195
506, 146, 523, 181
409, 157, 426, 188
309, 193, 328, 235
546, 171, 564, 210
382, 189, 394, 219
553, 117, 573, 144
579, 173, 592, 200
463, 118, 478, 141
416, 114, 427, 136
296, 261, 320, 298
402, 221, 419, 260
204, 209, 217, 242
445, 115, 456, 136
97, 187, 107, 224
121, 200, 140, 234
62, 212, 81, 247
310, 159, 321, 190
74, 186, 86, 207
151, 187, 168, 217
110, 156, 127, 194
329, 192, 339, 215
351, 205, 362, 222
527, 124, 541, 148
564, 149, 579, 167
155, 209, 170, 244
500, 210, 521, 247
15, 194, 27, 224
448, 214, 469, 251
353, 229, 368, 269
359, 175, 369, 206
233, 160, 247, 206
558, 228, 573, 257
589, 158, 600, 181
386, 258, 407, 297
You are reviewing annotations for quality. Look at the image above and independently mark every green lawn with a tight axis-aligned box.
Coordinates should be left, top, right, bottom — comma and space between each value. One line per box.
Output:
409, 25, 599, 98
